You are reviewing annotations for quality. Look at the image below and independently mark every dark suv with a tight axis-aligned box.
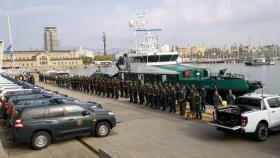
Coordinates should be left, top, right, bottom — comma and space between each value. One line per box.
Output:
10, 103, 116, 149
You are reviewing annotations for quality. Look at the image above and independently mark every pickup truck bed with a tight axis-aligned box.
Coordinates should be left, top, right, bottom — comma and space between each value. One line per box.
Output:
210, 94, 280, 141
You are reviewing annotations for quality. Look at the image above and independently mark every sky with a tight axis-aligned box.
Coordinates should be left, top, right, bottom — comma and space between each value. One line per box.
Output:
0, 0, 279, 51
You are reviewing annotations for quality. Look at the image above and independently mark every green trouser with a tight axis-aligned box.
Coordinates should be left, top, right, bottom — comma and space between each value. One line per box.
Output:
179, 101, 186, 115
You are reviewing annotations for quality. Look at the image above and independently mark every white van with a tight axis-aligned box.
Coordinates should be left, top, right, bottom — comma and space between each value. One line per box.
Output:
0, 83, 17, 87
0, 89, 32, 98
0, 86, 23, 93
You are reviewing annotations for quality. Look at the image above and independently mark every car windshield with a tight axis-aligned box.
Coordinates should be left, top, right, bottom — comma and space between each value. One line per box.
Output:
87, 106, 97, 112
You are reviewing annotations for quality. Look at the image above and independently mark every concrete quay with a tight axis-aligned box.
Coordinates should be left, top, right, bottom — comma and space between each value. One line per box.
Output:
36, 82, 280, 158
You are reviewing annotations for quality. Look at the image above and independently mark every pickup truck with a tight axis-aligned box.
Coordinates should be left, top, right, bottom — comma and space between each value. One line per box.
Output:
209, 93, 280, 141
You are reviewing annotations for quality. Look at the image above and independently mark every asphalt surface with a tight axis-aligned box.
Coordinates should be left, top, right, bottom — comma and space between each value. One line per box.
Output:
28, 83, 280, 158
1, 135, 98, 158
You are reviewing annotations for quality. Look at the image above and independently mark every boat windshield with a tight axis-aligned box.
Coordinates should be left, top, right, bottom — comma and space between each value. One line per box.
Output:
130, 55, 178, 63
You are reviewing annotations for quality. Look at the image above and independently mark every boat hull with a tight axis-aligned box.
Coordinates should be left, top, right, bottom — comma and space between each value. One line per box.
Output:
117, 72, 262, 105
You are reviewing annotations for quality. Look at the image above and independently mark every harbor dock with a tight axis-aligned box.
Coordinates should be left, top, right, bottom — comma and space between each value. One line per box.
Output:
28, 82, 279, 158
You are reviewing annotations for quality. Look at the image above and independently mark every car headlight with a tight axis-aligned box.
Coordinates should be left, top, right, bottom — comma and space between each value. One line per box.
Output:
108, 112, 114, 115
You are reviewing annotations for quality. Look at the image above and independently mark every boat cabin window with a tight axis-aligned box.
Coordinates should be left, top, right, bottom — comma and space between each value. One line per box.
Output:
130, 55, 178, 63
131, 57, 145, 63
159, 55, 178, 62
148, 55, 160, 62
170, 55, 178, 61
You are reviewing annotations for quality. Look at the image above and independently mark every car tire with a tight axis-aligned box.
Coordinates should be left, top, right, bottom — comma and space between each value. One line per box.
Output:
254, 123, 268, 142
97, 104, 102, 109
31, 131, 51, 150
95, 122, 111, 137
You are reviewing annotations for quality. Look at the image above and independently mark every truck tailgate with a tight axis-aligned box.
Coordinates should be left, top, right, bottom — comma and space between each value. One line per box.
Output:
209, 122, 241, 130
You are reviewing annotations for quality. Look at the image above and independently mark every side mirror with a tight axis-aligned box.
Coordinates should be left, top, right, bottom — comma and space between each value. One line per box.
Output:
82, 110, 90, 116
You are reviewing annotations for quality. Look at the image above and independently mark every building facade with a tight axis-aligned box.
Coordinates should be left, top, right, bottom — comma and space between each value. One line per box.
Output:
176, 44, 206, 57
3, 50, 83, 70
44, 27, 60, 51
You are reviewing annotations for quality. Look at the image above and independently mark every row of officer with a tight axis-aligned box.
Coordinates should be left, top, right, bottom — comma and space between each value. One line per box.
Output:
45, 75, 207, 119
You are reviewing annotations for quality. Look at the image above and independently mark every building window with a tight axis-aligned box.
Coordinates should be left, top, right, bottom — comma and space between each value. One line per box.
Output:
40, 56, 48, 66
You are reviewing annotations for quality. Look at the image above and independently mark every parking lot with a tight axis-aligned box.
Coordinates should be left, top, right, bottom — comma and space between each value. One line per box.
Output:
1, 78, 280, 158
0, 75, 101, 158
34, 83, 280, 158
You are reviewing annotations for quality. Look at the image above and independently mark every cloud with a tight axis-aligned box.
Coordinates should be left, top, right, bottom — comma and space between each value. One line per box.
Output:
146, 0, 280, 46
0, 0, 279, 50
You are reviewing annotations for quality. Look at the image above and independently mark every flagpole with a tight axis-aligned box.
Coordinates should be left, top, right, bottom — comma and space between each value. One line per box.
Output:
7, 12, 15, 70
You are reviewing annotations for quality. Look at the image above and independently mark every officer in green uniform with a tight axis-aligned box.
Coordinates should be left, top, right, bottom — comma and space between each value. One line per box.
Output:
94, 78, 98, 94
114, 81, 119, 99
132, 82, 138, 103
76, 77, 80, 91
178, 89, 186, 116
166, 85, 171, 110
194, 90, 202, 120
129, 82, 133, 102
106, 80, 110, 97
144, 83, 150, 106
98, 78, 102, 94
124, 81, 129, 98
188, 89, 195, 113
89, 77, 94, 94
213, 90, 223, 109
226, 90, 236, 105
160, 86, 166, 111
201, 88, 207, 112
120, 80, 124, 98
154, 85, 160, 110
102, 80, 106, 96
169, 86, 176, 113
110, 80, 115, 98
138, 85, 145, 105
86, 78, 90, 93
175, 83, 180, 106
148, 85, 154, 108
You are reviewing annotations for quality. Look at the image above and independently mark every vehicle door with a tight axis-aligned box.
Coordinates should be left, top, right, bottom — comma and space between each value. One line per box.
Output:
46, 106, 68, 137
20, 106, 47, 131
64, 105, 93, 134
267, 97, 280, 127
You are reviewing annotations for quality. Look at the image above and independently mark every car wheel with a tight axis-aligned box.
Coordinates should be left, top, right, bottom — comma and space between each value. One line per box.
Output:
254, 123, 268, 141
96, 122, 111, 137
97, 104, 102, 109
31, 131, 51, 150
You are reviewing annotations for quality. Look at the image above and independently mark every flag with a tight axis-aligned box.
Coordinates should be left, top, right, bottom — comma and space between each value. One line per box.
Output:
6, 44, 13, 53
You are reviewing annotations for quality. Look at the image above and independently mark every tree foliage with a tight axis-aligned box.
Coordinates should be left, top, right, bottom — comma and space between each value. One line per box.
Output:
93, 55, 113, 61
81, 56, 93, 65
